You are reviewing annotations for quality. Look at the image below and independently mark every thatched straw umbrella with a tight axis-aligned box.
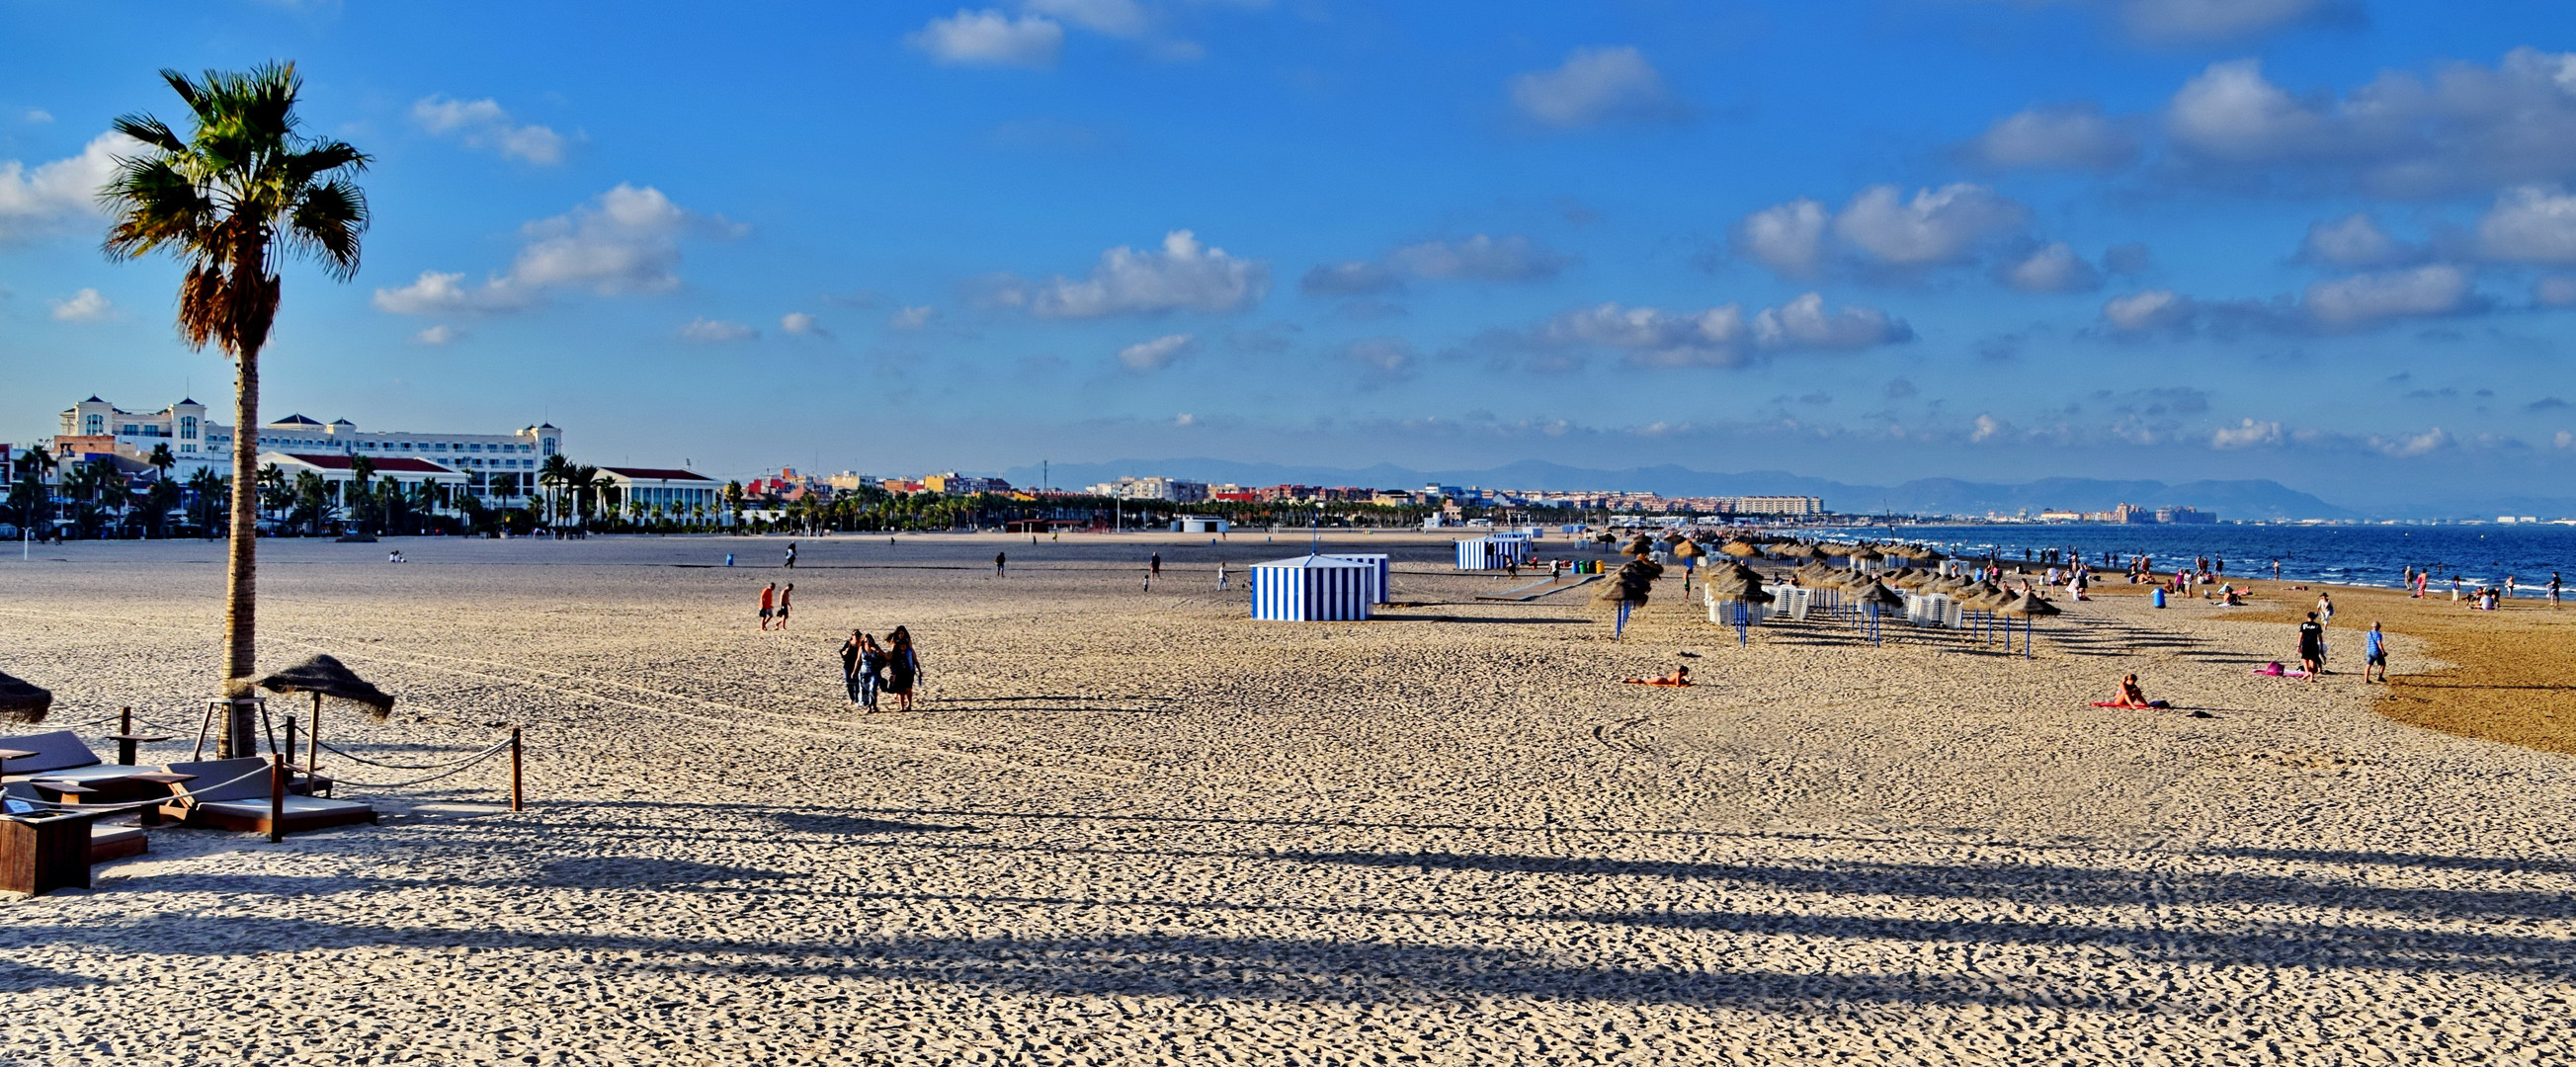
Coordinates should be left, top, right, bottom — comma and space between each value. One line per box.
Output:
0, 670, 52, 725
257, 654, 396, 771
256, 654, 395, 719
1719, 539, 1762, 558
1621, 534, 1656, 558
1595, 557, 1663, 637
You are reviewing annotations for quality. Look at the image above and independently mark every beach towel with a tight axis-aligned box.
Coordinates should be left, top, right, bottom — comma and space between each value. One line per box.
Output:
2251, 666, 2311, 678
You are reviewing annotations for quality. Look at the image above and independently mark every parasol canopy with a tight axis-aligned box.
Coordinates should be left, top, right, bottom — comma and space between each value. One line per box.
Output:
256, 654, 396, 720
0, 669, 52, 724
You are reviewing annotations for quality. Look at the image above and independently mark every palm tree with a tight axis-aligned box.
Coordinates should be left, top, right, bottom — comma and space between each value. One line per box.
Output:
347, 452, 375, 534
538, 453, 572, 532
102, 63, 369, 734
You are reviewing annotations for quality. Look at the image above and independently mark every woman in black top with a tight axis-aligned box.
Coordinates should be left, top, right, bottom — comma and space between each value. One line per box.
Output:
885, 626, 922, 711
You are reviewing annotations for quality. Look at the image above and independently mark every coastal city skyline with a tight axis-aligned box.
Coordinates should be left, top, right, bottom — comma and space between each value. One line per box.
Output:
8, 2, 2576, 514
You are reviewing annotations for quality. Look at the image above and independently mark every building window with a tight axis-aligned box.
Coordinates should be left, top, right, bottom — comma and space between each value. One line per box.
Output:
180, 416, 197, 439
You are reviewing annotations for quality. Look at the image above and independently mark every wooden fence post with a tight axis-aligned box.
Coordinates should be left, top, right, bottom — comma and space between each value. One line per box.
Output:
510, 727, 524, 812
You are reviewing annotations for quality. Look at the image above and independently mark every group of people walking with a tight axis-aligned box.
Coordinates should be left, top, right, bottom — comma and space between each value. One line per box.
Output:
838, 626, 920, 712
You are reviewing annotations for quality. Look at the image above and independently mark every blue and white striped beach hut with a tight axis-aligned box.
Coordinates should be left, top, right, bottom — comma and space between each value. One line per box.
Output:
1323, 553, 1390, 604
1250, 554, 1375, 621
1454, 536, 1533, 571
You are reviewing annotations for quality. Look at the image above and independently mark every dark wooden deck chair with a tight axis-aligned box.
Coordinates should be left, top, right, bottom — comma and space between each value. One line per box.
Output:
0, 730, 157, 787
154, 758, 377, 836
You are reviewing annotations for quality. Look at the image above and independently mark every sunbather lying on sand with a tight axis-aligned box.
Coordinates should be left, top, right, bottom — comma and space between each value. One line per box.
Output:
2251, 661, 2312, 679
2093, 673, 2171, 708
1622, 667, 1691, 687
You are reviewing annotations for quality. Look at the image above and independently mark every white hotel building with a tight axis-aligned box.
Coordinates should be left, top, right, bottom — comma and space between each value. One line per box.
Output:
57, 396, 559, 504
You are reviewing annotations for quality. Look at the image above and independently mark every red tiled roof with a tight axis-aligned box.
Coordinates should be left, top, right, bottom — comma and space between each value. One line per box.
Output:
603, 466, 714, 482
278, 452, 458, 473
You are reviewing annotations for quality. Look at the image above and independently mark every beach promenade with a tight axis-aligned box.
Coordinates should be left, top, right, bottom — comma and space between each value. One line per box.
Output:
3, 534, 2571, 1065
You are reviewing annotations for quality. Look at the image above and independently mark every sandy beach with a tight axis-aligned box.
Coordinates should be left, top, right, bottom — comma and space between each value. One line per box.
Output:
4, 532, 2572, 1065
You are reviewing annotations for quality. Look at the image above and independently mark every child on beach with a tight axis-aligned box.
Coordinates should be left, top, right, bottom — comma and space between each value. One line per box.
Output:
1622, 667, 1691, 687
2096, 674, 2169, 709
758, 582, 777, 630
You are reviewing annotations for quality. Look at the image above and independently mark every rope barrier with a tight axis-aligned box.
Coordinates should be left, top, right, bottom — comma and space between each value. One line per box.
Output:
313, 737, 502, 770
9, 762, 280, 814
319, 737, 516, 788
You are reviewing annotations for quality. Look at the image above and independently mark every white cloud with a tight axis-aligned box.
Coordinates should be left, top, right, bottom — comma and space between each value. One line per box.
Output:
1299, 261, 1401, 296
2374, 427, 2450, 457
1971, 104, 2137, 171
997, 229, 1268, 317
1994, 243, 2104, 292
1307, 234, 1568, 294
2165, 59, 2332, 162
379, 185, 726, 317
677, 317, 758, 343
1531, 294, 1905, 368
1342, 337, 1416, 376
2302, 265, 2475, 327
411, 96, 566, 165
47, 287, 111, 321
1024, 0, 1149, 37
908, 9, 1064, 67
1751, 292, 1914, 352
887, 305, 938, 330
1732, 199, 1831, 278
2160, 49, 2576, 197
1970, 414, 2005, 443
2537, 276, 2576, 308
1831, 184, 2030, 268
780, 312, 828, 337
1386, 234, 1569, 282
2102, 288, 2196, 333
414, 324, 462, 345
2119, 0, 2342, 45
2298, 212, 2419, 268
22, 109, 51, 123
1508, 46, 1685, 128
372, 271, 532, 315
513, 184, 699, 293
2557, 430, 2575, 451
0, 132, 137, 240
2477, 185, 2576, 264
1116, 332, 1196, 370
2211, 418, 2282, 449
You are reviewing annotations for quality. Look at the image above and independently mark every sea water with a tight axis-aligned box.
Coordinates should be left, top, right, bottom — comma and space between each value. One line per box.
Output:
1814, 523, 2576, 595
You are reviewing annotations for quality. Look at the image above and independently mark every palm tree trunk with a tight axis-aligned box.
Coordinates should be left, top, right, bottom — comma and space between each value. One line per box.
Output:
221, 340, 261, 755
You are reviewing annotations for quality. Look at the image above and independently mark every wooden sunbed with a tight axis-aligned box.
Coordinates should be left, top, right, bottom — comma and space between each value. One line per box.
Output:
153, 758, 377, 836
0, 729, 165, 787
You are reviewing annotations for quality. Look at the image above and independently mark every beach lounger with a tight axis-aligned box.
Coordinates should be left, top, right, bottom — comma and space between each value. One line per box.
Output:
0, 729, 161, 788
153, 758, 376, 836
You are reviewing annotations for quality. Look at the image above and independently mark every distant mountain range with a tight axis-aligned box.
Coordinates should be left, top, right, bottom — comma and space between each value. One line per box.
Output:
995, 458, 2376, 521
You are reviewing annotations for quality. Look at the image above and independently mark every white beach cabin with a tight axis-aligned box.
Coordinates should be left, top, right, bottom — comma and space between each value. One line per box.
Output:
1173, 515, 1230, 534
1249, 554, 1375, 621
1454, 536, 1532, 571
1322, 553, 1390, 604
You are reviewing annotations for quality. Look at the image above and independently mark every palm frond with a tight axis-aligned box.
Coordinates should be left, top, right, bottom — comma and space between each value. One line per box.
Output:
100, 156, 217, 261
283, 178, 368, 280
110, 113, 187, 153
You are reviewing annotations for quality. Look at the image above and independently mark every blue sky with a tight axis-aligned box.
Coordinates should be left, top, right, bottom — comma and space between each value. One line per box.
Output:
3, 0, 2573, 506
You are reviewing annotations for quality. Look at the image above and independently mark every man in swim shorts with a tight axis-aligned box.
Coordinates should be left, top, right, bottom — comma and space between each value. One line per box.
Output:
758, 582, 777, 630
2296, 612, 2325, 681
2363, 620, 2388, 683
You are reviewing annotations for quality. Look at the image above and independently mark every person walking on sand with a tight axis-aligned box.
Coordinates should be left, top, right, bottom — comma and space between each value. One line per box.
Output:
758, 582, 777, 630
840, 629, 867, 704
2363, 621, 2389, 684
994, 550, 1007, 578
2551, 572, 2562, 609
775, 583, 793, 629
1149, 552, 1162, 580
884, 626, 921, 712
1216, 561, 1229, 590
857, 633, 886, 710
2317, 592, 2334, 626
2297, 612, 2326, 682
784, 541, 797, 569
